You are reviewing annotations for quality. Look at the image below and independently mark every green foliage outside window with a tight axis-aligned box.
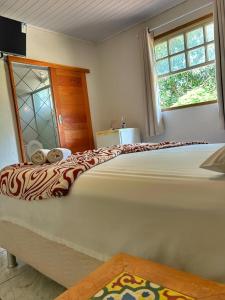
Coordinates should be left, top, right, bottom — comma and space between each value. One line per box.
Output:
158, 64, 217, 109
154, 20, 217, 109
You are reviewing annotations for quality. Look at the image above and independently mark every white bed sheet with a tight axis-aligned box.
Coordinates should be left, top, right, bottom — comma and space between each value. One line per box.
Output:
1, 143, 225, 281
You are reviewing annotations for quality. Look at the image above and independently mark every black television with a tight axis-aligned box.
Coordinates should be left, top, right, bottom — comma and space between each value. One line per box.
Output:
0, 16, 26, 56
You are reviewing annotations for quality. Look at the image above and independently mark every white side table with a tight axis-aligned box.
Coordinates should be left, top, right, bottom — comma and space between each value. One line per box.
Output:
96, 128, 141, 148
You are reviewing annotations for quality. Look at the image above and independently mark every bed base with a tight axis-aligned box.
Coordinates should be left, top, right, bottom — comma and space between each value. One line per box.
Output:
0, 220, 102, 288
7, 252, 17, 268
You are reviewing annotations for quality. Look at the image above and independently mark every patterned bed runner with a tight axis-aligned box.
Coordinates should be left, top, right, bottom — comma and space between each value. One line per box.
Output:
0, 142, 205, 201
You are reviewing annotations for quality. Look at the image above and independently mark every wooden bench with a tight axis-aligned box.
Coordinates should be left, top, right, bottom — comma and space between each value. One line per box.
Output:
55, 253, 225, 300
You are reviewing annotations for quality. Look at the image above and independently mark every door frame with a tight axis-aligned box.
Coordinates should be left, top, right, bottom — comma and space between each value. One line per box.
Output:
7, 55, 90, 162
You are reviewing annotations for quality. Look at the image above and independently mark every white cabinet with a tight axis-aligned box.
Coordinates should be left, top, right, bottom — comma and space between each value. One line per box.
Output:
96, 128, 141, 148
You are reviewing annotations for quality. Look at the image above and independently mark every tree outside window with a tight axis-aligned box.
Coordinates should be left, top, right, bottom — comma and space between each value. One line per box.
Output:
154, 17, 217, 110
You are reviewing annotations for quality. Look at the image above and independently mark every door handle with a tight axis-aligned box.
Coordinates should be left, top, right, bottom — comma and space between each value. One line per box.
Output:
58, 114, 63, 125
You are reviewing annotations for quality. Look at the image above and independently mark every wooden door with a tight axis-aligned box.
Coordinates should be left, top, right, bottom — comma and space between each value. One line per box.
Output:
50, 67, 94, 153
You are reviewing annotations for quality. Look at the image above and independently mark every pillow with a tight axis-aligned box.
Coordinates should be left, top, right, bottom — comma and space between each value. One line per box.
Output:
200, 146, 225, 173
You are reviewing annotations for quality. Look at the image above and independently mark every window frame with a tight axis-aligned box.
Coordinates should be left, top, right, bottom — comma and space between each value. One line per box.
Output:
154, 13, 217, 111
161, 100, 217, 112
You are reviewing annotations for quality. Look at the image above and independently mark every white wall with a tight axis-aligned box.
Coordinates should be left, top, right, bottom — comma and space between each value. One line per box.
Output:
0, 25, 102, 168
97, 24, 146, 132
97, 0, 225, 143
152, 103, 225, 143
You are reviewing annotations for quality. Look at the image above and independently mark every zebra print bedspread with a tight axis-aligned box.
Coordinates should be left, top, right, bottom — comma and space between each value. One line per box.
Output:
0, 142, 205, 201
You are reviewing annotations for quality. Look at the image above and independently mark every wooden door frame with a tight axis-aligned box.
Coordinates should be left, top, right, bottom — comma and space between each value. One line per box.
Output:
7, 55, 90, 162
49, 68, 66, 149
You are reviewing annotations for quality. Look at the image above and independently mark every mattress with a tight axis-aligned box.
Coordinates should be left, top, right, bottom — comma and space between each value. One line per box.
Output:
1, 143, 225, 282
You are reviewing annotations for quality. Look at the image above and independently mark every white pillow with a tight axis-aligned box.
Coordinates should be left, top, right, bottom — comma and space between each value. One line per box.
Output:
200, 146, 225, 173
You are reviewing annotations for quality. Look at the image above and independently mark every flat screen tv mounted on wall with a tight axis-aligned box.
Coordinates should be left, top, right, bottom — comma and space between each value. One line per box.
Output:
0, 16, 26, 56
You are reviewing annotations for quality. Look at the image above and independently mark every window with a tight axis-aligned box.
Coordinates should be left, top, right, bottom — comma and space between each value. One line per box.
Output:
154, 16, 217, 110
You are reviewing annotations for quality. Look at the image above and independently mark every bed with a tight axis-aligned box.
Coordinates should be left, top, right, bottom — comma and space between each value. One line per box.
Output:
0, 143, 225, 287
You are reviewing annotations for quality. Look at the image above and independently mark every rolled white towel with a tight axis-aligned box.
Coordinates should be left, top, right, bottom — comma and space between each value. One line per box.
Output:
47, 148, 72, 163
31, 149, 50, 165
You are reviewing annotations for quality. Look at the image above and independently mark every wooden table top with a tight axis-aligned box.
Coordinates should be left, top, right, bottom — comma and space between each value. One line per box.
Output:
55, 253, 225, 300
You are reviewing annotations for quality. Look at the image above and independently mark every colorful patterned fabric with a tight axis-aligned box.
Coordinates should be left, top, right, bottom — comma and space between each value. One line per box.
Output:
0, 142, 206, 201
91, 272, 195, 300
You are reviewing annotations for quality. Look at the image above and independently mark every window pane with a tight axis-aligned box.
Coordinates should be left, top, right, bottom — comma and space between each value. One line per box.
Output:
155, 42, 168, 60
169, 34, 184, 54
170, 53, 186, 71
188, 46, 205, 66
187, 27, 204, 49
207, 43, 215, 61
159, 64, 217, 109
156, 58, 169, 75
205, 23, 214, 42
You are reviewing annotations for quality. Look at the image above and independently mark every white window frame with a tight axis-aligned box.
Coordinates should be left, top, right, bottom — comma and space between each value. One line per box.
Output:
154, 15, 215, 78
154, 14, 217, 111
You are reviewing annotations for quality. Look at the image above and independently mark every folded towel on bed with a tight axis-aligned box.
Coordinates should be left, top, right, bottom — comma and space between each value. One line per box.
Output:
47, 148, 72, 163
31, 149, 50, 165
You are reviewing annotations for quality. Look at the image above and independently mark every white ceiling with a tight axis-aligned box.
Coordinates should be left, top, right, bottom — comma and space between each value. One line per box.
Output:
0, 0, 186, 42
